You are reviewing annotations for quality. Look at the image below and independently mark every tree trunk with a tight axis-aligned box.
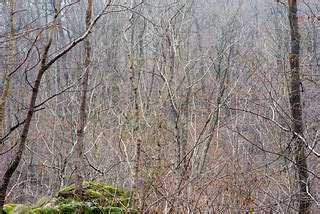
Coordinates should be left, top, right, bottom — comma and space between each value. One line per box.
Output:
287, 0, 311, 213
128, 27, 142, 211
0, 0, 16, 153
75, 0, 93, 186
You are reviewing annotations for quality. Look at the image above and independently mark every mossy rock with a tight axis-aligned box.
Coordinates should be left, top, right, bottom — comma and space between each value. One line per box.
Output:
58, 202, 81, 213
9, 182, 137, 214
57, 181, 129, 208
19, 207, 58, 214
82, 181, 127, 197
58, 182, 127, 198
33, 197, 56, 208
10, 204, 31, 213
59, 185, 76, 193
3, 204, 17, 213
85, 189, 103, 198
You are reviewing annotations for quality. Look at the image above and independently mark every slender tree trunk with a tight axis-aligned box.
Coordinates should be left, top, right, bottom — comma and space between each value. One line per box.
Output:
195, 20, 205, 95
128, 29, 142, 210
287, 0, 311, 213
125, 2, 144, 208
165, 30, 189, 213
0, 0, 16, 153
75, 0, 93, 186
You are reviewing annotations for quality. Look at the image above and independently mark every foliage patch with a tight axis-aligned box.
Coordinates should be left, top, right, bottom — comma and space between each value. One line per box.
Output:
7, 182, 137, 213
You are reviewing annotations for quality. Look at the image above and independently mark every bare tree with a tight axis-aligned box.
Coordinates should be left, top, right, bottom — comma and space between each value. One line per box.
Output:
288, 0, 311, 212
0, 0, 319, 213
0, 1, 111, 211
74, 0, 93, 188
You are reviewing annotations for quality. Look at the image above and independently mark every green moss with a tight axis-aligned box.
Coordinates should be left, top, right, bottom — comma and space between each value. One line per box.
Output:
85, 189, 103, 198
82, 182, 127, 197
128, 208, 139, 214
58, 202, 81, 213
83, 205, 99, 213
10, 182, 135, 214
59, 184, 76, 193
29, 207, 58, 214
10, 205, 137, 214
3, 204, 17, 213
118, 197, 129, 207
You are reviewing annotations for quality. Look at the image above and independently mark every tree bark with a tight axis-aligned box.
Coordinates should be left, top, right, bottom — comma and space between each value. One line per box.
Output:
128, 24, 142, 211
74, 0, 93, 187
287, 0, 311, 213
0, 0, 16, 153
